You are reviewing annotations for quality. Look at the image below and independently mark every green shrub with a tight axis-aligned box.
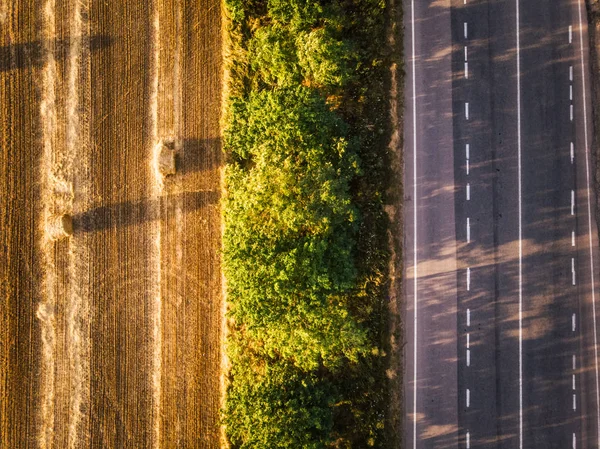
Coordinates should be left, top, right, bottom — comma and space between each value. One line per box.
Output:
296, 28, 358, 88
266, 0, 325, 28
224, 87, 371, 371
225, 352, 336, 448
223, 0, 390, 446
248, 25, 301, 87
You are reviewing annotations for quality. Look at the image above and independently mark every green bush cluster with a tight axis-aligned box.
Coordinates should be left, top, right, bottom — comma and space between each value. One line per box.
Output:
223, 0, 391, 447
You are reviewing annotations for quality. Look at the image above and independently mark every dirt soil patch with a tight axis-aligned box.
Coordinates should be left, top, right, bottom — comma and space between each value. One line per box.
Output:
383, 0, 405, 445
587, 0, 600, 231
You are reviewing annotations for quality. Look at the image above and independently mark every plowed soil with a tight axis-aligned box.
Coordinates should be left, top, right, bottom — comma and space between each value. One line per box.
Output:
0, 1, 223, 448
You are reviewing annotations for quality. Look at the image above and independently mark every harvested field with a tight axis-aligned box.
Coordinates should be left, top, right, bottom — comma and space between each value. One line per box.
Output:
0, 1, 223, 448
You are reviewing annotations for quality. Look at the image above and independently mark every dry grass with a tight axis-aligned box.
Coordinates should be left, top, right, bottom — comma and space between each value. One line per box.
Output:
383, 0, 405, 444
586, 0, 600, 237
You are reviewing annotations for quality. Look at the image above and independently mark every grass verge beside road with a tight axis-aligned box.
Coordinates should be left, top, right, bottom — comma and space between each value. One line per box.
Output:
221, 0, 401, 446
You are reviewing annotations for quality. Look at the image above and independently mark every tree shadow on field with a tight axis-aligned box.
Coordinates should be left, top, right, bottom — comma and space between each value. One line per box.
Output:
175, 137, 222, 175
72, 190, 219, 234
0, 35, 113, 72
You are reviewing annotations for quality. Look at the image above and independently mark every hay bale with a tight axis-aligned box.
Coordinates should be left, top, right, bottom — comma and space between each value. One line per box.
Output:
47, 214, 73, 241
157, 143, 176, 176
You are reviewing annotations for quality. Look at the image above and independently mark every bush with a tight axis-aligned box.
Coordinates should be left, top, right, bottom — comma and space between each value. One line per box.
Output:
223, 0, 390, 446
248, 25, 301, 87
266, 0, 325, 28
224, 87, 371, 371
225, 350, 336, 448
296, 28, 358, 88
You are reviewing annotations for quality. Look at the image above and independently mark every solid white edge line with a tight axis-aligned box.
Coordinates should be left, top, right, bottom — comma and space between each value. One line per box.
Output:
516, 0, 524, 445
576, 0, 600, 443
411, 0, 418, 447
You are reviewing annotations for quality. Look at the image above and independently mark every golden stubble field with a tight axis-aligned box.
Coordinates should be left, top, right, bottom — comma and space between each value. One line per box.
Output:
0, 1, 223, 448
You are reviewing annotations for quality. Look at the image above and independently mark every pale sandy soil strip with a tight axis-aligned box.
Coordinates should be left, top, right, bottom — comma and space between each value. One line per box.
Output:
0, 3, 7, 24
66, 1, 91, 447
150, 2, 163, 447
38, 0, 58, 447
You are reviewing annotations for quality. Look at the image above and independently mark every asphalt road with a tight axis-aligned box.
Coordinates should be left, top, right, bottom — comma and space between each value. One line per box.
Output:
404, 0, 600, 448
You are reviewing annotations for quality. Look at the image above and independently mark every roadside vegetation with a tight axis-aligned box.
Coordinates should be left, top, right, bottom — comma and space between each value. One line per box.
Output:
222, 0, 394, 446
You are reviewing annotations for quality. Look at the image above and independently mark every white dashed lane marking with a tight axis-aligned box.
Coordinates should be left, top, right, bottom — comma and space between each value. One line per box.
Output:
569, 25, 573, 44
467, 217, 470, 242
571, 104, 574, 121
467, 267, 471, 291
571, 142, 574, 163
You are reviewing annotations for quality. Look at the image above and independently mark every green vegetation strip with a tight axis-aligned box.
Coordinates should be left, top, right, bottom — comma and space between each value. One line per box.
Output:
223, 0, 392, 446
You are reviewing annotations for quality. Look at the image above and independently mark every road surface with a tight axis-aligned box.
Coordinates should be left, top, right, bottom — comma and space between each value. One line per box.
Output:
404, 0, 600, 447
